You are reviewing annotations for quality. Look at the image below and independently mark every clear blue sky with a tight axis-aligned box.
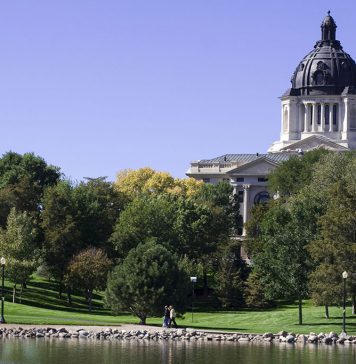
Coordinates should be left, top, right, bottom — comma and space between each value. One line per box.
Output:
1, 1, 355, 181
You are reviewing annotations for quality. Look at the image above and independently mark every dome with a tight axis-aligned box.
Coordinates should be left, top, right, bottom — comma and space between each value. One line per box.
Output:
289, 12, 356, 96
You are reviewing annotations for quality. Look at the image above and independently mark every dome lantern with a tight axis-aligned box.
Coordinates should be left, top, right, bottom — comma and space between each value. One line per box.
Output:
321, 11, 337, 42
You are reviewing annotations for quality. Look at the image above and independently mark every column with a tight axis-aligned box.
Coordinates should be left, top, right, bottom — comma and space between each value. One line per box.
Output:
242, 184, 250, 236
312, 103, 317, 132
329, 104, 333, 132
321, 103, 325, 131
304, 104, 309, 132
342, 99, 349, 139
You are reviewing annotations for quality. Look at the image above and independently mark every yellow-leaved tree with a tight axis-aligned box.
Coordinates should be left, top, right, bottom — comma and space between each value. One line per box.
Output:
114, 167, 203, 202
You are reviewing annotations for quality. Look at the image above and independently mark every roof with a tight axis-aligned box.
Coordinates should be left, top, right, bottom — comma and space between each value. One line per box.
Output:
198, 152, 298, 164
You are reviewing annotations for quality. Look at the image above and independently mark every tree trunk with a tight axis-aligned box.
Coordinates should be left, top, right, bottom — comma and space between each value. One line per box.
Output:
325, 304, 329, 319
298, 297, 303, 325
352, 294, 355, 315
203, 269, 208, 298
67, 291, 72, 306
88, 290, 92, 312
12, 284, 17, 304
19, 285, 23, 304
22, 282, 27, 289
58, 281, 63, 299
139, 316, 146, 325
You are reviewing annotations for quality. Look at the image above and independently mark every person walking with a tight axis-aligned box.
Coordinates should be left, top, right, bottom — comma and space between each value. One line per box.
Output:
162, 305, 170, 328
168, 305, 178, 328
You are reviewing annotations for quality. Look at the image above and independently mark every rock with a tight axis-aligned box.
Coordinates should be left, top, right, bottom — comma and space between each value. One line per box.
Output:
238, 337, 250, 342
297, 334, 307, 343
286, 334, 295, 343
308, 335, 318, 343
323, 337, 333, 345
277, 331, 287, 337
263, 332, 273, 338
36, 333, 45, 338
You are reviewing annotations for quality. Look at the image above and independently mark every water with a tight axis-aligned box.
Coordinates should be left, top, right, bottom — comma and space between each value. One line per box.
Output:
0, 339, 355, 364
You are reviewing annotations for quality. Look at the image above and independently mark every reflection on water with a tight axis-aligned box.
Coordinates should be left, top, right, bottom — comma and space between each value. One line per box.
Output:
0, 338, 355, 364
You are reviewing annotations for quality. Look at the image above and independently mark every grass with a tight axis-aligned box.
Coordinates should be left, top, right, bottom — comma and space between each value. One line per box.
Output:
1, 276, 355, 334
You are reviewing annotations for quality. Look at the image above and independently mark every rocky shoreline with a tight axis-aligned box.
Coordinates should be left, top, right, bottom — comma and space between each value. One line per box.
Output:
0, 327, 355, 345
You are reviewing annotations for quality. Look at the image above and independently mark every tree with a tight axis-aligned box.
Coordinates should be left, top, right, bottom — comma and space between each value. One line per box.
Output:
72, 178, 123, 257
307, 153, 356, 315
110, 195, 177, 259
65, 248, 112, 311
190, 182, 238, 296
247, 151, 356, 322
268, 149, 329, 198
214, 240, 248, 309
244, 271, 273, 308
40, 181, 80, 298
0, 208, 38, 302
249, 201, 314, 325
0, 152, 60, 227
105, 239, 189, 324
114, 167, 203, 202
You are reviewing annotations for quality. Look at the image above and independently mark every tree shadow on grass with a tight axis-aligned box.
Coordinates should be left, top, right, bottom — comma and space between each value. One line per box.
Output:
3, 280, 114, 316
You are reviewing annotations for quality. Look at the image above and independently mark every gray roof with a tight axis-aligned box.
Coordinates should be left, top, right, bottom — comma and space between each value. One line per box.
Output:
199, 152, 298, 164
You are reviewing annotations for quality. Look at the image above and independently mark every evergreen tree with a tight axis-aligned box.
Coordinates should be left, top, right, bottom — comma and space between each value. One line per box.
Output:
105, 239, 189, 324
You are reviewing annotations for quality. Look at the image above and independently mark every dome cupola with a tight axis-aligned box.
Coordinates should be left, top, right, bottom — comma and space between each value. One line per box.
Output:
289, 12, 356, 96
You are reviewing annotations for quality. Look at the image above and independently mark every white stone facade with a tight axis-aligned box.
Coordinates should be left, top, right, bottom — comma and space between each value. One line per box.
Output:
269, 94, 356, 152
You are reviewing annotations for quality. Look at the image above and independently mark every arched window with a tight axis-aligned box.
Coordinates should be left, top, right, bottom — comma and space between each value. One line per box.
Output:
254, 191, 270, 204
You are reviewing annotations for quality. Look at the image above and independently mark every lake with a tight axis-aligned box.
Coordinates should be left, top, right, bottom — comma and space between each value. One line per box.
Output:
0, 339, 355, 364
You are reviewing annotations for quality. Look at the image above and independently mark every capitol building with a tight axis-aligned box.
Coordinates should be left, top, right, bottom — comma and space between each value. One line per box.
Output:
186, 13, 356, 247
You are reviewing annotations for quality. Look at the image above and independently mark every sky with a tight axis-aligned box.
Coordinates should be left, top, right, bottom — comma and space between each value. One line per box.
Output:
1, 1, 356, 182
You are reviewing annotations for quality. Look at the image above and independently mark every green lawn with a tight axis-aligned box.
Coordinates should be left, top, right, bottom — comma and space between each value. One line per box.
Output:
1, 276, 355, 334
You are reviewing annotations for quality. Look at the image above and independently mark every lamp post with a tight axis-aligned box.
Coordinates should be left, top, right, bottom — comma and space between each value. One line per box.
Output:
342, 271, 348, 335
190, 277, 197, 323
0, 257, 5, 324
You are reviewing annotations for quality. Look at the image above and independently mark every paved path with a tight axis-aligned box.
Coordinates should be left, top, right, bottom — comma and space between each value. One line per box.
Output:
0, 323, 168, 332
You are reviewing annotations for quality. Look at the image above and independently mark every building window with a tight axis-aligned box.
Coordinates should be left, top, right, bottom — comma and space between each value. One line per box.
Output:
350, 104, 356, 130
203, 178, 210, 183
325, 105, 330, 125
309, 104, 313, 125
333, 104, 338, 129
258, 177, 268, 182
283, 107, 288, 131
236, 178, 244, 182
317, 104, 321, 125
237, 190, 244, 203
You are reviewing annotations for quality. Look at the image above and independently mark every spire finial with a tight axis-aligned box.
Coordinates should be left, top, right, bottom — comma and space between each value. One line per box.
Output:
327, 10, 330, 16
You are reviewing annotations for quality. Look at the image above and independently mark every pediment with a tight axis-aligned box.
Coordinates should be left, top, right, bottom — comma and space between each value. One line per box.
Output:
280, 135, 349, 152
226, 157, 279, 176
